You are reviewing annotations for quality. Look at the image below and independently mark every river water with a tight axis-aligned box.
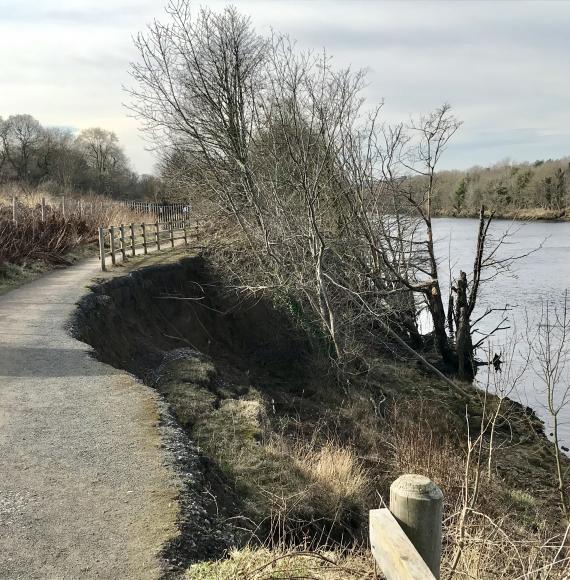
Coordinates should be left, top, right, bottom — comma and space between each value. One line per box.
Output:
428, 218, 570, 449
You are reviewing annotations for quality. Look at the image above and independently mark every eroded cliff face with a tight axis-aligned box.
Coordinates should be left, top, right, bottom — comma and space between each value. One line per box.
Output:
72, 255, 309, 380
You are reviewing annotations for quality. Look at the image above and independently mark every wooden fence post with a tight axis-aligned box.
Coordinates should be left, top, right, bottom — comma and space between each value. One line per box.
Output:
183, 220, 188, 245
109, 226, 116, 266
390, 475, 442, 579
12, 196, 17, 224
130, 223, 136, 256
98, 227, 107, 271
155, 221, 161, 251
119, 224, 126, 261
62, 196, 65, 218
41, 197, 46, 222
170, 221, 175, 248
142, 223, 148, 254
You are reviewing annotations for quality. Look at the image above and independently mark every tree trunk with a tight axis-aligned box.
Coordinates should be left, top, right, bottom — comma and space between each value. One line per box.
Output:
455, 271, 474, 380
427, 283, 452, 363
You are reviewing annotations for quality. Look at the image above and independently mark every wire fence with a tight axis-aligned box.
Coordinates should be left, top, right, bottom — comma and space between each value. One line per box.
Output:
4, 195, 190, 224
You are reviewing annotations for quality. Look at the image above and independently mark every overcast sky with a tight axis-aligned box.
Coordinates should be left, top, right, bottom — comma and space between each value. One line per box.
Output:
1, 0, 569, 174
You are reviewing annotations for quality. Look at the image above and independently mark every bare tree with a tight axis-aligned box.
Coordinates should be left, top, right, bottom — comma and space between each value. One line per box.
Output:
527, 293, 570, 516
1, 114, 44, 183
128, 1, 267, 231
128, 1, 531, 382
75, 128, 128, 193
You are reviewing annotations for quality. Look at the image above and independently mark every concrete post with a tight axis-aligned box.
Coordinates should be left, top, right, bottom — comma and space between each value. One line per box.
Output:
389, 474, 442, 579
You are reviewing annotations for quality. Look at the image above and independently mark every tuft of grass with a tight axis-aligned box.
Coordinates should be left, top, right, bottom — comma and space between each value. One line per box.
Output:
298, 445, 368, 507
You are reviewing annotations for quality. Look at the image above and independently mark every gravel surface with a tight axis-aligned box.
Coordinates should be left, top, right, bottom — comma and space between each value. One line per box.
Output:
0, 258, 179, 579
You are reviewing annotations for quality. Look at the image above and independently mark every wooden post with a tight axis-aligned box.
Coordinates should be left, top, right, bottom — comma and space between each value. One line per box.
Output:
98, 227, 107, 271
61, 196, 65, 218
130, 223, 136, 256
119, 224, 126, 261
142, 223, 148, 254
155, 220, 161, 251
183, 219, 188, 245
109, 226, 116, 266
12, 196, 17, 224
170, 221, 175, 248
41, 197, 46, 222
389, 475, 442, 579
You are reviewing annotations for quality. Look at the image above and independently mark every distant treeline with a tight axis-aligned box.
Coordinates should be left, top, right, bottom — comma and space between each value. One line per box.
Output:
429, 157, 570, 217
0, 114, 161, 200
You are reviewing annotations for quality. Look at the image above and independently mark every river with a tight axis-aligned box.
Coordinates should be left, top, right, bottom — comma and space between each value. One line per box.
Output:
429, 217, 570, 449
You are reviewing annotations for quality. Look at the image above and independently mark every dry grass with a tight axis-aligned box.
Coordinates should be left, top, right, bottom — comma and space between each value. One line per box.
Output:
298, 445, 368, 507
156, 353, 570, 578
186, 546, 376, 579
375, 399, 570, 579
0, 188, 146, 277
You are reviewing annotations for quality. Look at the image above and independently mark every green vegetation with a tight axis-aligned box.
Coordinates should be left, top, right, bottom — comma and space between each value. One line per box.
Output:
431, 157, 570, 218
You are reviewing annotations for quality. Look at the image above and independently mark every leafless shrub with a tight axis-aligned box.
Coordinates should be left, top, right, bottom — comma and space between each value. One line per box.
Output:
0, 191, 146, 269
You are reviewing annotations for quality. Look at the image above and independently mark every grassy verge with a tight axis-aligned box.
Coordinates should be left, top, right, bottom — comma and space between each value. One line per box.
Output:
187, 547, 375, 579
0, 244, 96, 295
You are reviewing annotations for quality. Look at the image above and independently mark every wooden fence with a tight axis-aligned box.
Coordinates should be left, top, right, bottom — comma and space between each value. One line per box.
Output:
370, 474, 442, 579
97, 219, 198, 272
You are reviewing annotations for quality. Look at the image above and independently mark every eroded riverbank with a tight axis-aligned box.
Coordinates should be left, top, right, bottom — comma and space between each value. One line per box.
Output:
72, 253, 570, 577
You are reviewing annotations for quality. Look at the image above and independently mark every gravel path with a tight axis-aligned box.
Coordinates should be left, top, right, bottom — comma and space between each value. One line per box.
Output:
0, 258, 179, 579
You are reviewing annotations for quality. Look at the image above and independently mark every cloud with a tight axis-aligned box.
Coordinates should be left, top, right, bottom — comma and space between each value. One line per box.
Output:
1, 0, 569, 173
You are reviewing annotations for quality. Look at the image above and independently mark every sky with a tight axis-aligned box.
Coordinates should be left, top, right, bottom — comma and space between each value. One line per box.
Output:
1, 0, 569, 175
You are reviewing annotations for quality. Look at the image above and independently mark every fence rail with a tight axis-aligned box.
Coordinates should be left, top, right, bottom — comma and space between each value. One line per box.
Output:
97, 219, 198, 272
